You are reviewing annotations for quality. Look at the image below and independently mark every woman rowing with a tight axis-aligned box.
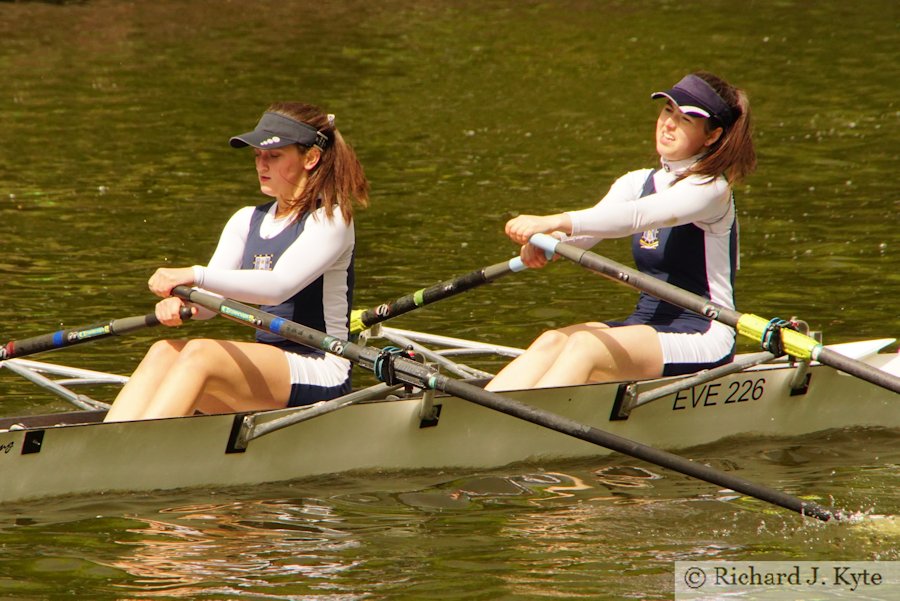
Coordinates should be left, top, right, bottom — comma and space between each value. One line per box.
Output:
486, 72, 756, 391
105, 102, 369, 421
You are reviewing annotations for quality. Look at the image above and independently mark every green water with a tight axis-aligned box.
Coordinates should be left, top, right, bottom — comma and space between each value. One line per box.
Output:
0, 0, 898, 598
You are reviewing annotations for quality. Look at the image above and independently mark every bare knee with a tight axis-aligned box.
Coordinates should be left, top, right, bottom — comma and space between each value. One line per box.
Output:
563, 330, 603, 351
529, 329, 569, 352
140, 339, 186, 365
176, 339, 224, 372
561, 331, 617, 370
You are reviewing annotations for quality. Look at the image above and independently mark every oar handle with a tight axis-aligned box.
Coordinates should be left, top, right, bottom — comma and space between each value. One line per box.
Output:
349, 256, 527, 334
1, 306, 192, 361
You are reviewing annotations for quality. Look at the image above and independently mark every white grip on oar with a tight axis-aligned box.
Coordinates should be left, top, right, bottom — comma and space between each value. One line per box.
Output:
529, 233, 561, 255
508, 256, 527, 272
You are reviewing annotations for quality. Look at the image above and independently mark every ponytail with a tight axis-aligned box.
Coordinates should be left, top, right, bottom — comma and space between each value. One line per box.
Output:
266, 102, 370, 223
684, 72, 757, 185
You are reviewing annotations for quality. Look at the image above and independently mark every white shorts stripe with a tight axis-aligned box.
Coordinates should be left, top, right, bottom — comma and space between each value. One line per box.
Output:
285, 352, 351, 387
657, 321, 736, 367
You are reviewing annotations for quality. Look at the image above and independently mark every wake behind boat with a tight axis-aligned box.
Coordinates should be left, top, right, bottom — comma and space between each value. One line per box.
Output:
1, 325, 897, 506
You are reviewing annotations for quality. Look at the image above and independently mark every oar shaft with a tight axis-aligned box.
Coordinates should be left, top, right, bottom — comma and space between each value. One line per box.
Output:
530, 234, 900, 395
1, 308, 191, 361
174, 286, 385, 372
350, 257, 525, 333
172, 285, 844, 522
531, 234, 742, 326
814, 346, 900, 392
429, 374, 838, 522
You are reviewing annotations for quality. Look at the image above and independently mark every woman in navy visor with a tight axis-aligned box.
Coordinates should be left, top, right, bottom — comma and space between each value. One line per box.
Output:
106, 102, 370, 421
488, 72, 756, 390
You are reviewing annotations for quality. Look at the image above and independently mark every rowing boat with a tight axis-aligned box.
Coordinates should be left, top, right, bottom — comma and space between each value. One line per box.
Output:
1, 325, 897, 505
2, 245, 898, 519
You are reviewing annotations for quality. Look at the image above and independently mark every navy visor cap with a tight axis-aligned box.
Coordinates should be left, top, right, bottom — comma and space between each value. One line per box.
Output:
230, 112, 327, 149
651, 74, 736, 128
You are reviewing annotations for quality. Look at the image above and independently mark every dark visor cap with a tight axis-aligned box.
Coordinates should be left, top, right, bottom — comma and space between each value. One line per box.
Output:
651, 74, 736, 129
229, 112, 327, 149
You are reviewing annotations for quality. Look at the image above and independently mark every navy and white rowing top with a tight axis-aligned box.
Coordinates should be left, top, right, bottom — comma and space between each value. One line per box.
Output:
191, 201, 356, 351
565, 155, 737, 330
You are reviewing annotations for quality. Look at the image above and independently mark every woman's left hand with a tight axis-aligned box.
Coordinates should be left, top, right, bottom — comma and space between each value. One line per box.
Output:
505, 213, 572, 245
154, 296, 195, 326
148, 267, 194, 298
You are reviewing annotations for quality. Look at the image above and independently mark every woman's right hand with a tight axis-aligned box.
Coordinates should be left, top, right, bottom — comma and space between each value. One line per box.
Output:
155, 297, 195, 327
519, 242, 551, 269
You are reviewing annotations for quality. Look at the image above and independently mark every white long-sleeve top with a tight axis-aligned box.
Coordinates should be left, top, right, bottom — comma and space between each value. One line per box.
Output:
565, 155, 733, 245
189, 203, 355, 338
563, 155, 738, 316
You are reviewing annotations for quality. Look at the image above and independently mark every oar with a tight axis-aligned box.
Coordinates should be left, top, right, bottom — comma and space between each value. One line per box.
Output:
350, 257, 526, 334
172, 285, 847, 522
0, 307, 192, 361
528, 234, 900, 395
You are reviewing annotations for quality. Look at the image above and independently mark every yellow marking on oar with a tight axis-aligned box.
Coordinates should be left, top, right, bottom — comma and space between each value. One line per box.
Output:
736, 314, 822, 360
413, 288, 426, 306
349, 309, 365, 335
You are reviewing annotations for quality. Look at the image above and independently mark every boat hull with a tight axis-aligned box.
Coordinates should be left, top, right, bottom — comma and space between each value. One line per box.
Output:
1, 356, 898, 504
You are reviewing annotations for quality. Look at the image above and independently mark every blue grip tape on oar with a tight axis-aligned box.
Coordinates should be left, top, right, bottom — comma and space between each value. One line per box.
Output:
1, 306, 193, 361
529, 233, 561, 256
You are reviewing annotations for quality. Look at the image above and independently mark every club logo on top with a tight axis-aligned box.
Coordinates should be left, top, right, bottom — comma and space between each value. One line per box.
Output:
253, 254, 274, 271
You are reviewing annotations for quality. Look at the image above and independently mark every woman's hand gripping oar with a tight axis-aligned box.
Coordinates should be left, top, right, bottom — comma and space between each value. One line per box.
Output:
172, 285, 849, 523
528, 234, 900, 395
1, 307, 193, 361
349, 257, 526, 334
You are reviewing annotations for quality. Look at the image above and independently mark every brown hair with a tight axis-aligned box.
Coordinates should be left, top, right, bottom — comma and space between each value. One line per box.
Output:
266, 101, 370, 223
681, 72, 757, 185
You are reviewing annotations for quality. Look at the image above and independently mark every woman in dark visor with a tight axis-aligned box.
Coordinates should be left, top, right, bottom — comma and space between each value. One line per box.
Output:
487, 72, 755, 390
106, 102, 369, 421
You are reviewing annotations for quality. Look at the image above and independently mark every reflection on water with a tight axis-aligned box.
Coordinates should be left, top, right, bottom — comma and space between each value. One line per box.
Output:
0, 429, 895, 599
593, 465, 662, 489
112, 501, 365, 597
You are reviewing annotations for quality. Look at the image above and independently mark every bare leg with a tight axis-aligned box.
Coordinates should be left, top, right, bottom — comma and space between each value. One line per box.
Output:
485, 329, 571, 391
536, 324, 663, 387
104, 339, 293, 422
486, 323, 664, 391
104, 339, 187, 422
486, 322, 608, 391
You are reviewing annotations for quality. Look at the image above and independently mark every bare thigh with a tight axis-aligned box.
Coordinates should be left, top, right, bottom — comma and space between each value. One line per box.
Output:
555, 321, 612, 336
137, 339, 295, 417
186, 339, 294, 413
579, 324, 664, 382
538, 323, 663, 384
